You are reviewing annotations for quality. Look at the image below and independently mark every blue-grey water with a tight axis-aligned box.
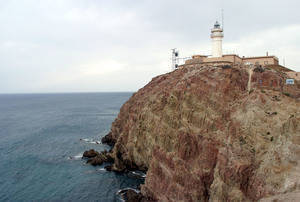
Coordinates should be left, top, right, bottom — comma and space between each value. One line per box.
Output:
0, 93, 144, 201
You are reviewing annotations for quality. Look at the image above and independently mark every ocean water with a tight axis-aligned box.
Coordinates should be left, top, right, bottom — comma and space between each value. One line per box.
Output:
0, 93, 144, 202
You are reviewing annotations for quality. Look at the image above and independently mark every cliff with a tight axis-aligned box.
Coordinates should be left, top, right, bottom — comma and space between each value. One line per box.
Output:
104, 64, 300, 201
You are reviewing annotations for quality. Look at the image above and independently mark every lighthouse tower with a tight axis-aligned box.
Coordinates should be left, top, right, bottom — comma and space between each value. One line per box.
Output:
210, 21, 223, 58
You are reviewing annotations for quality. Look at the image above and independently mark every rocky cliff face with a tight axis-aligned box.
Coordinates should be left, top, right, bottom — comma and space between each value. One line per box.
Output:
104, 64, 300, 201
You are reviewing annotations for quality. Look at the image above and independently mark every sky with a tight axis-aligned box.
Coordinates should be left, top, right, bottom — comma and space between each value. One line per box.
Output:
0, 0, 300, 93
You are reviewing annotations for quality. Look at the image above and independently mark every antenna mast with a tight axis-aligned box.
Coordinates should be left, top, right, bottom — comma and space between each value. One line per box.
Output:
222, 9, 224, 30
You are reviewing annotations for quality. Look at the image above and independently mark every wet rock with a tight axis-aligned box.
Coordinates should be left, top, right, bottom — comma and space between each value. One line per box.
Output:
104, 165, 112, 171
84, 150, 114, 166
124, 189, 144, 202
83, 149, 99, 158
102, 151, 114, 163
87, 155, 104, 166
120, 189, 155, 202
101, 132, 116, 147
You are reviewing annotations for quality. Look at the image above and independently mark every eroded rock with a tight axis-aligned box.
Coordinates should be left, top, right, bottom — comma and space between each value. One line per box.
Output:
83, 149, 99, 158
101, 132, 116, 147
83, 149, 114, 166
104, 65, 300, 201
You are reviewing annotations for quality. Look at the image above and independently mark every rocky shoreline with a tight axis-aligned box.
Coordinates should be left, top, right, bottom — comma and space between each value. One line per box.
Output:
82, 141, 152, 202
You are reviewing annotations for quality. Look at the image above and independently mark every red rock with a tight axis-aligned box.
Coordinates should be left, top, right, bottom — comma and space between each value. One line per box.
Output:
104, 65, 300, 201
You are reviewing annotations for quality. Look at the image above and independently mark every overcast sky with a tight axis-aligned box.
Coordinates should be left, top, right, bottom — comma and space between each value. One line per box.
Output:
1, 0, 299, 93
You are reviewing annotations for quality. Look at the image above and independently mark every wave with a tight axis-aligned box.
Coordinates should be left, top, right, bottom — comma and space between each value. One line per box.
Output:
68, 153, 83, 160
116, 188, 140, 202
80, 138, 101, 144
128, 170, 146, 179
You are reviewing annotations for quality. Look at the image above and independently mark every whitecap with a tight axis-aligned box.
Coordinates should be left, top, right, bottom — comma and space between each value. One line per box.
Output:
89, 141, 101, 144
80, 138, 101, 144
116, 187, 140, 195
73, 153, 83, 159
116, 188, 141, 202
68, 153, 83, 160
81, 138, 90, 142
128, 171, 146, 178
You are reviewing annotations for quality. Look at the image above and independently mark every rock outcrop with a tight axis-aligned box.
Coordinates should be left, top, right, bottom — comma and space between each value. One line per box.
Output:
103, 64, 300, 201
83, 149, 99, 158
83, 149, 113, 166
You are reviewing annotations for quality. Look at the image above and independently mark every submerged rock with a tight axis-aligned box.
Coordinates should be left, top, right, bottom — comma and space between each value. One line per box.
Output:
104, 65, 300, 201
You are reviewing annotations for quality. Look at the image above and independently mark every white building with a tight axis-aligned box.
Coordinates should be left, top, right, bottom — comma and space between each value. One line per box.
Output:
210, 21, 224, 58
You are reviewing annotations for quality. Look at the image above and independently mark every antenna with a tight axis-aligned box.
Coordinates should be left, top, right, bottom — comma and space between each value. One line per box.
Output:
221, 9, 224, 30
171, 48, 179, 70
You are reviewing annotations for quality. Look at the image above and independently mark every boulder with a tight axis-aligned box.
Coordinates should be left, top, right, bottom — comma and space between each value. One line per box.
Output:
83, 149, 99, 158
85, 150, 114, 166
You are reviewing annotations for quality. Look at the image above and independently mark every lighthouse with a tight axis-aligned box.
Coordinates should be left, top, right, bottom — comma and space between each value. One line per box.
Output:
210, 21, 223, 58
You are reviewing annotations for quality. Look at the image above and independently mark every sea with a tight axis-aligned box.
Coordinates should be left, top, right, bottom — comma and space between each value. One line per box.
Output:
0, 93, 144, 202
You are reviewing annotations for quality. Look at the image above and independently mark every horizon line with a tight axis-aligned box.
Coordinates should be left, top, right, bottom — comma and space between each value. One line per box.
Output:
0, 91, 135, 95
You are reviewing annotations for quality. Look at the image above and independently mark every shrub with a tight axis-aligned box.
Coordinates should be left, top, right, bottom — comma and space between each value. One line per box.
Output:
222, 65, 232, 69
253, 66, 265, 73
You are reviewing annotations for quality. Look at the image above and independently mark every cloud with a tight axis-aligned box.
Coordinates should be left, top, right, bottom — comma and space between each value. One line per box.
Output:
224, 24, 300, 70
0, 0, 299, 93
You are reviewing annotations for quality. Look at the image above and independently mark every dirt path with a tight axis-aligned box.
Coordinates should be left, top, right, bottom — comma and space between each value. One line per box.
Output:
248, 67, 253, 92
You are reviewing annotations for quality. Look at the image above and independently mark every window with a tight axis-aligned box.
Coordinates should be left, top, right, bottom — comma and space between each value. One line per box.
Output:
255, 62, 259, 65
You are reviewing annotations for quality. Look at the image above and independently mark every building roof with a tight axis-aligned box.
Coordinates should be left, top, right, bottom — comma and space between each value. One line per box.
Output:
243, 56, 279, 61
222, 54, 278, 61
